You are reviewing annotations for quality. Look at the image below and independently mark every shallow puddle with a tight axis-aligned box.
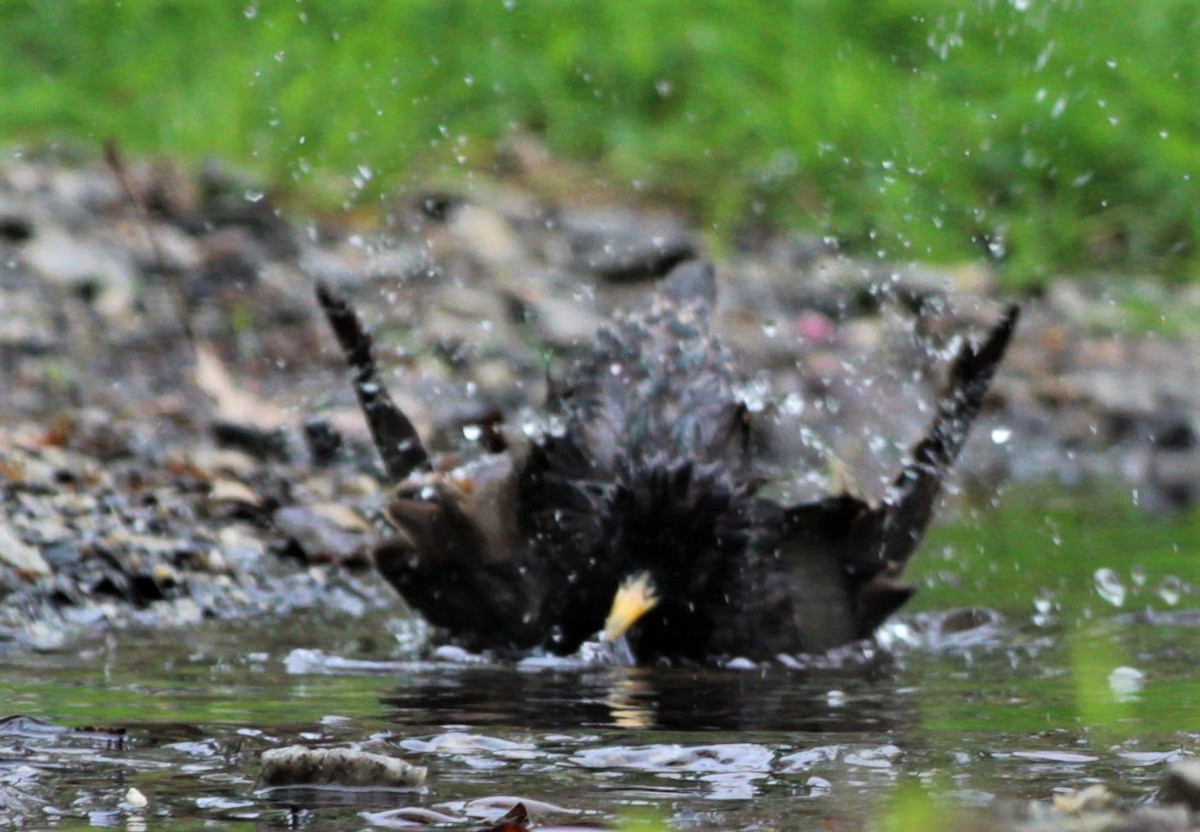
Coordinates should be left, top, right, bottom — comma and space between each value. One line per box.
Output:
3, 488, 1200, 829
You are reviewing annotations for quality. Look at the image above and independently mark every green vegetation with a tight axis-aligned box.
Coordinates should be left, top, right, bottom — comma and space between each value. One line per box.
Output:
1, 1, 1197, 285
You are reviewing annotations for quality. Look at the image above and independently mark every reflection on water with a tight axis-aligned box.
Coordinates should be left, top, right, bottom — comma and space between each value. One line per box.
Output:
2, 489, 1200, 829
379, 661, 906, 732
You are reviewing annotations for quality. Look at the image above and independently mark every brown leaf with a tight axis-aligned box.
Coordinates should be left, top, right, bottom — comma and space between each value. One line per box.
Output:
480, 803, 529, 832
193, 342, 289, 431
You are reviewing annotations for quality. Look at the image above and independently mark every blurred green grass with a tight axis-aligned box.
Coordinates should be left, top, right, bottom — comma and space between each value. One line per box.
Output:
1, 0, 1197, 286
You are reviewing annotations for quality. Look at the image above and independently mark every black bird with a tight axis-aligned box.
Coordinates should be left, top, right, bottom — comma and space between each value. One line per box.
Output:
317, 262, 1017, 664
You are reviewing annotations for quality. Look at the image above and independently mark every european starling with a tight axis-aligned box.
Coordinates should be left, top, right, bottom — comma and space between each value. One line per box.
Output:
317, 262, 1017, 664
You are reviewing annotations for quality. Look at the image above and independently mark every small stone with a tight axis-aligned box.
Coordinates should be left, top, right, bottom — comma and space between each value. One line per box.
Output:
0, 523, 50, 576
208, 478, 264, 508
1052, 784, 1112, 813
258, 745, 426, 789
272, 505, 369, 563
562, 206, 696, 282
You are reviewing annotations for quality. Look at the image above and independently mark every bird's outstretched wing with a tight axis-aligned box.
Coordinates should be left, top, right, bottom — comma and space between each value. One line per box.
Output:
771, 305, 1019, 649
862, 303, 1019, 573
315, 283, 431, 482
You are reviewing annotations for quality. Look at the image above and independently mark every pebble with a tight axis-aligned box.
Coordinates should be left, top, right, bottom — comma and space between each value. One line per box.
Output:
258, 745, 427, 789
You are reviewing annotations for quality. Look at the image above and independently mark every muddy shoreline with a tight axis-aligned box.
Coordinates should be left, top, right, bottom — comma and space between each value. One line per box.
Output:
2, 150, 1198, 648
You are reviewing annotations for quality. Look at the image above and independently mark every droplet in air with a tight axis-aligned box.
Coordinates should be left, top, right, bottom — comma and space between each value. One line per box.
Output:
1108, 666, 1144, 702
1157, 576, 1183, 606
1093, 568, 1126, 607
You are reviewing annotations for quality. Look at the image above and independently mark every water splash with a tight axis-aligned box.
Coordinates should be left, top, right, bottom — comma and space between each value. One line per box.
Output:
1093, 568, 1126, 607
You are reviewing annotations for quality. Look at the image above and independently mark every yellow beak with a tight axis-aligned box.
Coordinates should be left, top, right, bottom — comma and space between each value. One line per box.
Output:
602, 572, 660, 642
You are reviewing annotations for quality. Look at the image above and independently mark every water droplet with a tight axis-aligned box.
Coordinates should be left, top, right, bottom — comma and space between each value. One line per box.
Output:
1157, 576, 1183, 606
1108, 666, 1144, 702
243, 5, 258, 19
654, 79, 673, 98
1094, 568, 1126, 607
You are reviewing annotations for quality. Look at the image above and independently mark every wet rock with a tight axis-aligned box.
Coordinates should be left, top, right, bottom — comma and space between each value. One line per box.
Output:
0, 523, 49, 576
207, 478, 264, 509
561, 205, 697, 281
22, 227, 137, 315
272, 505, 369, 564
303, 416, 344, 467
210, 422, 292, 461
258, 745, 427, 789
447, 204, 526, 267
522, 291, 602, 346
121, 787, 148, 809
1159, 760, 1200, 812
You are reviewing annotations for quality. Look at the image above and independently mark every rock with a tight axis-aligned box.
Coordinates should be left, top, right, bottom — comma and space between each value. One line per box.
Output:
447, 204, 526, 267
1159, 760, 1200, 811
0, 523, 50, 577
272, 505, 369, 564
258, 745, 426, 789
22, 227, 137, 315
207, 478, 265, 509
560, 206, 697, 281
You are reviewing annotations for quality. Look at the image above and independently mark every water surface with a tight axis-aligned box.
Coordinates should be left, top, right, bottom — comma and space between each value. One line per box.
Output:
3, 488, 1199, 830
